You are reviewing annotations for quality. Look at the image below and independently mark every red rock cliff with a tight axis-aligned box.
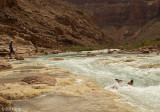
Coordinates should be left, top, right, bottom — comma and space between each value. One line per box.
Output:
64, 0, 160, 28
64, 0, 160, 45
0, 0, 112, 49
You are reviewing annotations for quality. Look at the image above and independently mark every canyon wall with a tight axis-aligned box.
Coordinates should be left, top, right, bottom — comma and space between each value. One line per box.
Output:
0, 0, 112, 50
64, 0, 160, 45
65, 0, 160, 28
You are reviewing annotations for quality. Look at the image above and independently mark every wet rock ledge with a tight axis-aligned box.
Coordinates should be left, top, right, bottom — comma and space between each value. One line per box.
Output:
0, 61, 12, 71
0, 61, 139, 112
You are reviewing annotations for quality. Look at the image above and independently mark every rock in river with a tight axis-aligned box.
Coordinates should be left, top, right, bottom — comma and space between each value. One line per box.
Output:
0, 61, 12, 71
15, 55, 24, 60
21, 75, 57, 86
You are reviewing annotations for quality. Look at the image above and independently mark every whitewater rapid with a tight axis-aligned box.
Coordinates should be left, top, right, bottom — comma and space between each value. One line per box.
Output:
28, 51, 160, 112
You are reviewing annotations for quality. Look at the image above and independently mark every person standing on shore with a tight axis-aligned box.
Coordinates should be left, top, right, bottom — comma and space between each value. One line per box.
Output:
9, 40, 15, 59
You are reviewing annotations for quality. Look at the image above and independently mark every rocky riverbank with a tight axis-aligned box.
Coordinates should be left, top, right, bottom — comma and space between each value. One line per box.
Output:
0, 34, 63, 59
1, 47, 159, 112
106, 45, 160, 55
0, 61, 12, 71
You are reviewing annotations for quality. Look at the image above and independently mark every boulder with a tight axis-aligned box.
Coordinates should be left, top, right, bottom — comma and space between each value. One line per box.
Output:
52, 50, 62, 54
87, 53, 96, 57
108, 50, 119, 54
15, 55, 24, 60
0, 97, 14, 112
149, 52, 159, 55
107, 50, 113, 54
0, 61, 12, 71
142, 50, 149, 54
21, 75, 57, 86
50, 57, 64, 61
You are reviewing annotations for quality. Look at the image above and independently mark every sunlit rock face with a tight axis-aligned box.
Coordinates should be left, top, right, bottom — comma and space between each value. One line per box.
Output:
0, 0, 112, 50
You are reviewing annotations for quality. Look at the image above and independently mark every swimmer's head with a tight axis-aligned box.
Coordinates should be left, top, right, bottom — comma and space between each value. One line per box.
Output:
128, 80, 134, 85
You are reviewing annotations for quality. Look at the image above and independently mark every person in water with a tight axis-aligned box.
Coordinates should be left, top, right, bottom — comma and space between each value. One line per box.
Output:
128, 80, 134, 85
9, 40, 15, 59
111, 79, 123, 89
115, 79, 122, 84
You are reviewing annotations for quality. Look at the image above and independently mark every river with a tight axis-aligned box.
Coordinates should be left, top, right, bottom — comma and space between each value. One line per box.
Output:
12, 50, 160, 112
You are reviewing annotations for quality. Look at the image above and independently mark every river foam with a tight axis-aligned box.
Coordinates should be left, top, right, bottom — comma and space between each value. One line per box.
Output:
26, 52, 160, 112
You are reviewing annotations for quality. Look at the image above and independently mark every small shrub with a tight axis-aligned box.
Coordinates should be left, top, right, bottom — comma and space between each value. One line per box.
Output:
12, 6, 18, 10
156, 41, 160, 48
24, 12, 30, 17
60, 46, 107, 52
118, 39, 160, 50
156, 37, 160, 41
140, 41, 146, 46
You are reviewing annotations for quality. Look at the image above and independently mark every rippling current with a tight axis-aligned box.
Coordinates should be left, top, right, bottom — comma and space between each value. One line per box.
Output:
24, 50, 160, 112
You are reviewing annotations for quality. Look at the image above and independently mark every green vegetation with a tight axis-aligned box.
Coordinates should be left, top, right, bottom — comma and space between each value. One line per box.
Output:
60, 46, 107, 52
118, 37, 160, 50
12, 6, 18, 10
23, 12, 30, 17
60, 38, 160, 51
12, 6, 30, 18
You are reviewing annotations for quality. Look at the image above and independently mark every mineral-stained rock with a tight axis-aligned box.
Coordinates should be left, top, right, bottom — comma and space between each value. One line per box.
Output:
0, 61, 12, 71
21, 75, 57, 86
0, 97, 14, 112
